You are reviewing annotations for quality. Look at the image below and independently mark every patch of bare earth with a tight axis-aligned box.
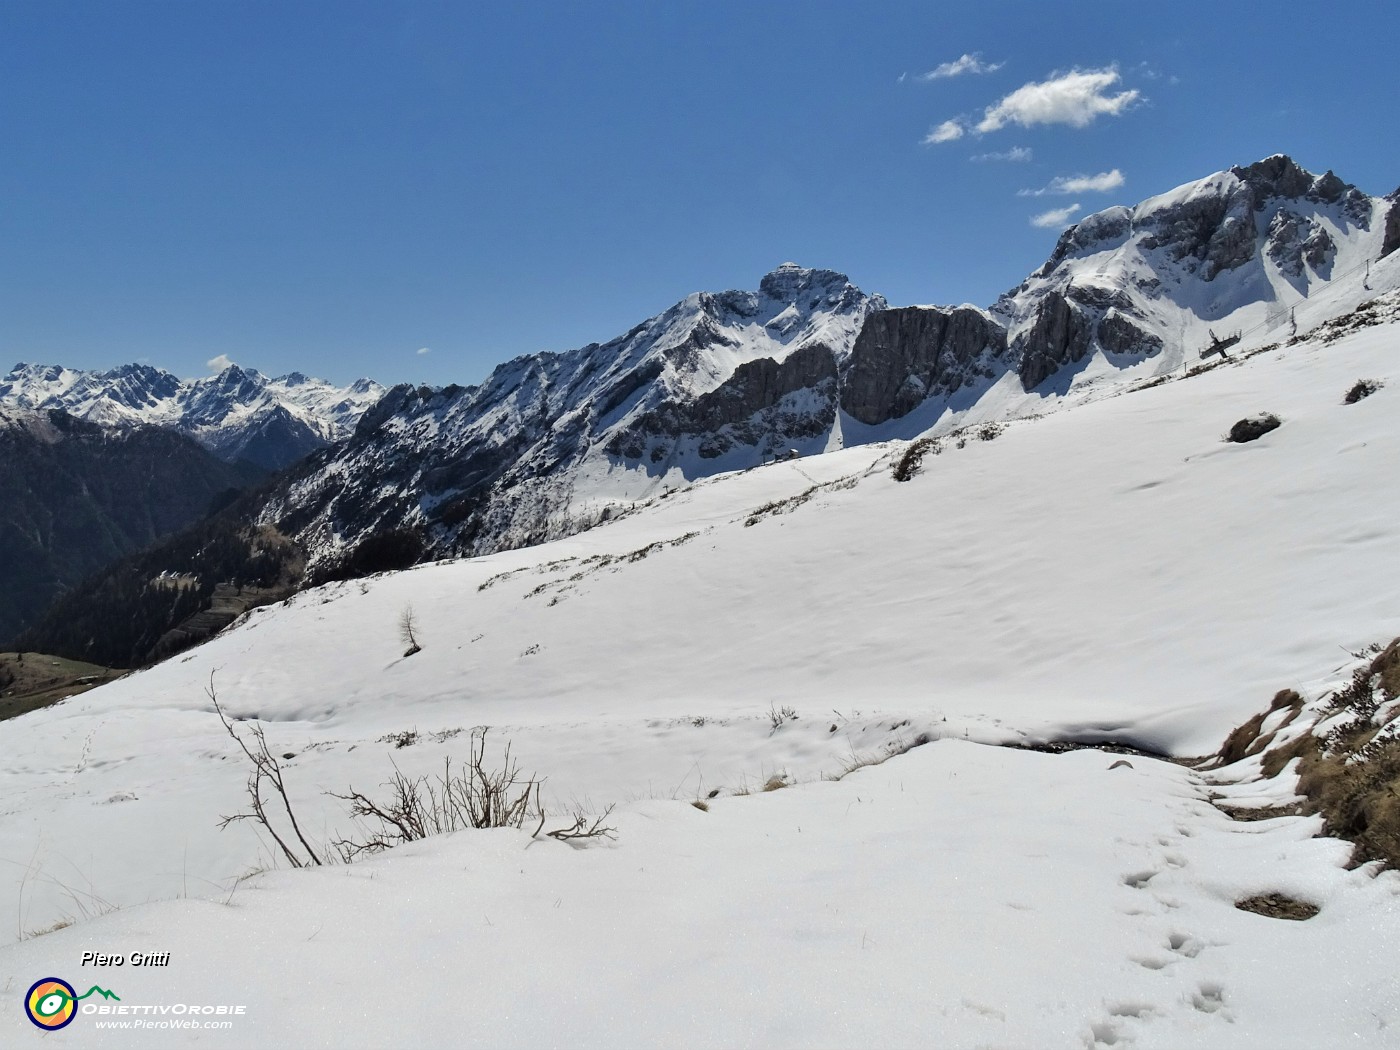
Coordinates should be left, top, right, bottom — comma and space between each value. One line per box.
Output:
1213, 638, 1400, 869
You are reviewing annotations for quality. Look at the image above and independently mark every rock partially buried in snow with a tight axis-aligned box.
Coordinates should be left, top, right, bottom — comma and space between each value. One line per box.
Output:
1227, 413, 1282, 443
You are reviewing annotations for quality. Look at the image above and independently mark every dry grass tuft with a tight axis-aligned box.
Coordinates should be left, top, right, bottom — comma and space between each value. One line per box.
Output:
1229, 639, 1400, 869
892, 437, 941, 482
1216, 689, 1302, 767
1344, 378, 1383, 404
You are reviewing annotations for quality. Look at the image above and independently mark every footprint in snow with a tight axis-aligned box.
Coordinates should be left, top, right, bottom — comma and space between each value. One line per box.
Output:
1166, 932, 1205, 958
1190, 981, 1230, 1018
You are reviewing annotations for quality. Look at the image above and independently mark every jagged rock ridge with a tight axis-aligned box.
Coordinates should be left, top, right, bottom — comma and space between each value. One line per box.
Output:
256, 156, 1393, 571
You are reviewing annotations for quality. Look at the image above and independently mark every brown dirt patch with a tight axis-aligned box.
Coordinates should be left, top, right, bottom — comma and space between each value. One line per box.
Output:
1235, 893, 1319, 921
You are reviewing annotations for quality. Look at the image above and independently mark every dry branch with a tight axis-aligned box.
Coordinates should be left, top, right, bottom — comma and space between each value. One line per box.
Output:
210, 676, 322, 868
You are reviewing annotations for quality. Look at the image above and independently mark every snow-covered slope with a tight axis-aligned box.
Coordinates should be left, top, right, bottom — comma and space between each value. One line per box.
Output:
0, 363, 384, 469
4, 743, 1396, 1049
255, 157, 1398, 571
1, 271, 1398, 1045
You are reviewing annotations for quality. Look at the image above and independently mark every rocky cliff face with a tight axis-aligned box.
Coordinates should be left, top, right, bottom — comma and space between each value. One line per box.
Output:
1012, 291, 1094, 389
1011, 283, 1164, 389
1383, 190, 1400, 258
840, 307, 1006, 425
614, 341, 842, 461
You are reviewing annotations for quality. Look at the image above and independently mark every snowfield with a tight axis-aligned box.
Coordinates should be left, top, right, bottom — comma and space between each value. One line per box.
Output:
2, 274, 1399, 1046
3, 745, 1398, 1048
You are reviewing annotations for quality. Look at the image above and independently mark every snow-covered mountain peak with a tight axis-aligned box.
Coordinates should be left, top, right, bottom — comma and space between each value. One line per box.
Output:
0, 362, 386, 469
756, 261, 858, 303
259, 267, 891, 566
1026, 155, 1377, 288
643, 265, 882, 370
986, 155, 1396, 390
1229, 154, 1369, 216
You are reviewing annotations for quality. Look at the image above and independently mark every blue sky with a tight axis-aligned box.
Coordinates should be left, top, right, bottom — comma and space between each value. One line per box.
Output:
2, 1, 1395, 387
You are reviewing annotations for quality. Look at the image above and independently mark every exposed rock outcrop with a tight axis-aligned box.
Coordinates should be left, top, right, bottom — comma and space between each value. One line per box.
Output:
1013, 291, 1094, 390
1137, 188, 1243, 279
1232, 155, 1314, 201
1267, 212, 1337, 276
1096, 310, 1163, 358
613, 342, 841, 459
840, 307, 1006, 425
1383, 189, 1400, 258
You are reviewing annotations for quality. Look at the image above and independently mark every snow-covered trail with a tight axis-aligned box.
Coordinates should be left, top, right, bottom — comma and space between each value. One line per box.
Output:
2, 740, 1396, 1048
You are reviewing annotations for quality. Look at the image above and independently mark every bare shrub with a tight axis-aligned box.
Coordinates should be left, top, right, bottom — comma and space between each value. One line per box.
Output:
977, 422, 1004, 442
768, 703, 798, 732
543, 805, 618, 842
330, 730, 538, 859
210, 678, 323, 868
399, 605, 422, 657
329, 729, 614, 860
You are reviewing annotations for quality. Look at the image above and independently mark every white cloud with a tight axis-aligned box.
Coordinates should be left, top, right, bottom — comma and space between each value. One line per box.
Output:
416, 347, 432, 356
971, 146, 1033, 163
1030, 203, 1081, 228
976, 67, 1139, 133
919, 53, 1004, 81
922, 119, 966, 145
1018, 168, 1125, 196
207, 354, 235, 372
1054, 169, 1125, 194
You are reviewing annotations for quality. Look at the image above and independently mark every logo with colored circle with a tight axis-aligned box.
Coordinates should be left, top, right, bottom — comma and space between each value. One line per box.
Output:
25, 978, 78, 1030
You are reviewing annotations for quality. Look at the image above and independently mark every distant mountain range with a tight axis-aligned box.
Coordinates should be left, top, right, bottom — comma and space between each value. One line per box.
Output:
10, 154, 1399, 666
0, 363, 384, 470
261, 154, 1399, 569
